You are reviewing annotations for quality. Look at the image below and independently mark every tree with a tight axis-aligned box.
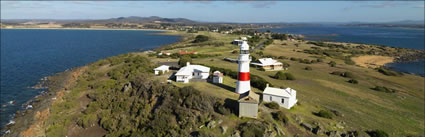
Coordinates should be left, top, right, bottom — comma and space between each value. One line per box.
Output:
329, 61, 336, 67
274, 71, 287, 80
178, 55, 192, 67
193, 35, 209, 43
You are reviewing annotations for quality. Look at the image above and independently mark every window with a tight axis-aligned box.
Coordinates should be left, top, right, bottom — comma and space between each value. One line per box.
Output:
281, 98, 285, 104
270, 96, 272, 101
240, 50, 249, 54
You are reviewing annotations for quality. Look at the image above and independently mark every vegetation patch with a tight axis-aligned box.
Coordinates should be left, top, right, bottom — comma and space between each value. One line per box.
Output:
366, 130, 389, 137
274, 71, 296, 80
272, 111, 289, 125
193, 35, 209, 43
264, 102, 280, 109
371, 86, 397, 93
313, 110, 334, 119
376, 67, 403, 76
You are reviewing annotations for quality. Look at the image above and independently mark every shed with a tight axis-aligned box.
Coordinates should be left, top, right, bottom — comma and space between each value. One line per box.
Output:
212, 71, 223, 83
262, 84, 297, 109
153, 65, 170, 75
238, 90, 260, 118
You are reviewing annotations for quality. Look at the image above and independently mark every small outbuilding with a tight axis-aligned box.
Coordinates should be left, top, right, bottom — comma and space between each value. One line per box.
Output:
212, 71, 223, 83
154, 65, 170, 75
238, 90, 260, 118
251, 58, 285, 71
262, 84, 297, 109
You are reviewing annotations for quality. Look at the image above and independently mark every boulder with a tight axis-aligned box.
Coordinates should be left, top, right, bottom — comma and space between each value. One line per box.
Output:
312, 126, 324, 135
231, 131, 240, 137
273, 123, 285, 136
207, 120, 216, 128
122, 82, 132, 92
327, 131, 342, 137
221, 126, 228, 134
300, 123, 313, 131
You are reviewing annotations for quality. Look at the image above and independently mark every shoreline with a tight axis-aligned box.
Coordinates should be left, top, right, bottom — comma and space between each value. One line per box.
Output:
0, 27, 170, 32
0, 30, 185, 136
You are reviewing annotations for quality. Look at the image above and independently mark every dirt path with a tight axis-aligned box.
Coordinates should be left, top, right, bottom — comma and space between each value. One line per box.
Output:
352, 55, 394, 68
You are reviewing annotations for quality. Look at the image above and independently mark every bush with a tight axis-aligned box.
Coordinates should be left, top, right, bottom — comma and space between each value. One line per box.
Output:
285, 73, 296, 80
342, 72, 354, 78
238, 122, 266, 137
330, 71, 343, 76
377, 67, 402, 76
348, 79, 358, 84
278, 56, 288, 59
372, 86, 396, 93
272, 111, 289, 124
178, 55, 192, 67
274, 71, 287, 80
314, 110, 333, 119
366, 130, 389, 137
305, 66, 312, 70
265, 102, 280, 109
193, 35, 209, 43
328, 61, 336, 67
316, 58, 323, 62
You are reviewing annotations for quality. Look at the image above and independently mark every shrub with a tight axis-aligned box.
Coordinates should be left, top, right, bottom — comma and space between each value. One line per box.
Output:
377, 67, 402, 76
348, 79, 358, 84
331, 71, 343, 76
278, 56, 288, 59
314, 110, 333, 119
366, 130, 389, 137
285, 73, 296, 80
193, 35, 209, 43
305, 66, 312, 70
328, 61, 336, 67
274, 71, 287, 80
344, 57, 355, 65
265, 102, 280, 109
316, 58, 323, 62
239, 122, 267, 137
178, 55, 192, 67
342, 72, 354, 78
272, 111, 289, 124
372, 86, 396, 93
232, 50, 238, 54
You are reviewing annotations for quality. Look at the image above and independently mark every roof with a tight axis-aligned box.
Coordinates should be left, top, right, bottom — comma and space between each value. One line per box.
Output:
175, 64, 210, 76
213, 71, 223, 77
238, 90, 260, 103
154, 65, 169, 71
251, 58, 283, 66
263, 86, 296, 98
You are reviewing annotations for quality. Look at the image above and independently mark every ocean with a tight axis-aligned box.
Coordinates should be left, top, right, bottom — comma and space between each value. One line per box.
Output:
258, 25, 425, 76
0, 29, 180, 127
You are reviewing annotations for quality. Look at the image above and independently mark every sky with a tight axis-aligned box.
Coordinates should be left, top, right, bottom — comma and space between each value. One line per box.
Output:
1, 1, 424, 23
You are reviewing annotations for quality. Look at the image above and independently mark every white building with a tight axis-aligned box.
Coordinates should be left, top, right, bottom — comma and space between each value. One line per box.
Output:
175, 62, 210, 83
262, 84, 298, 109
154, 65, 170, 75
251, 58, 285, 71
212, 71, 223, 83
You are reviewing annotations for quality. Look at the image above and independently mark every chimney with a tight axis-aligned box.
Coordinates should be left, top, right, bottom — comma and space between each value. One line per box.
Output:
186, 62, 190, 66
266, 83, 269, 87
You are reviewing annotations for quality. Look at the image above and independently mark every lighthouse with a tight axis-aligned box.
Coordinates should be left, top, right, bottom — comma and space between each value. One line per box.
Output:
235, 41, 251, 94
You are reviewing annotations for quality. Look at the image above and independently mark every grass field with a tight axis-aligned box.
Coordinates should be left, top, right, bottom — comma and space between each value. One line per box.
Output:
151, 31, 425, 136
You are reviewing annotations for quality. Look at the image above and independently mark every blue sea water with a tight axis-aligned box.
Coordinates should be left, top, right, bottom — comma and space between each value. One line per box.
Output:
259, 25, 425, 76
0, 29, 180, 127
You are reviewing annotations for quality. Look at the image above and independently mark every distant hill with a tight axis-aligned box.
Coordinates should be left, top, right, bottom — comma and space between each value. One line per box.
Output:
1, 16, 198, 24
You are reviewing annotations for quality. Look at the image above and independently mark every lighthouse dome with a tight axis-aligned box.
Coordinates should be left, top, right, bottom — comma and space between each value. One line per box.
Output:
240, 41, 250, 51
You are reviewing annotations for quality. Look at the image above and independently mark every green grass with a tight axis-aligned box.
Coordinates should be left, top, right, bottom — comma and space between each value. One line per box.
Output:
155, 31, 424, 136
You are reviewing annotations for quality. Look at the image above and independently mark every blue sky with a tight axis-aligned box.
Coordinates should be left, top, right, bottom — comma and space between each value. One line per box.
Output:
1, 1, 424, 23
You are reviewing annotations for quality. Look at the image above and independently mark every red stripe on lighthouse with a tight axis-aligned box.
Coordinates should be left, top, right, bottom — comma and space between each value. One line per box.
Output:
238, 72, 250, 81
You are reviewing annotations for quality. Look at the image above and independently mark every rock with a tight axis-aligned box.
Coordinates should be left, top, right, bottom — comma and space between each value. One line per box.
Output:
263, 130, 276, 137
294, 115, 303, 124
231, 131, 240, 137
198, 125, 204, 129
217, 119, 223, 124
122, 82, 132, 92
273, 123, 285, 136
312, 126, 324, 135
221, 126, 228, 134
300, 123, 313, 131
336, 122, 344, 129
207, 120, 216, 128
327, 131, 342, 137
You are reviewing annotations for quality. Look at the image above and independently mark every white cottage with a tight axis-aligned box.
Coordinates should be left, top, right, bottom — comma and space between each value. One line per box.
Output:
153, 65, 170, 75
262, 84, 297, 109
175, 62, 210, 83
212, 71, 223, 83
251, 58, 285, 71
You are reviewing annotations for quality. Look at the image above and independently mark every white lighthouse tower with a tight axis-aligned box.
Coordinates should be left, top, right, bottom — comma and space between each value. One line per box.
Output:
235, 41, 251, 94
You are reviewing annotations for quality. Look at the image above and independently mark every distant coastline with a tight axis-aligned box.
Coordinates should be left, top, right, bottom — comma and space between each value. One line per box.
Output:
0, 27, 170, 32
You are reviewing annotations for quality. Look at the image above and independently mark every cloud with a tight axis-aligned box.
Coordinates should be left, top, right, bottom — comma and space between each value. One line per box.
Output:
342, 1, 419, 11
231, 1, 277, 8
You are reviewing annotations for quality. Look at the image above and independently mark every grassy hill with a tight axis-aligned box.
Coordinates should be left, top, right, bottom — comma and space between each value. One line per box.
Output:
4, 31, 424, 137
